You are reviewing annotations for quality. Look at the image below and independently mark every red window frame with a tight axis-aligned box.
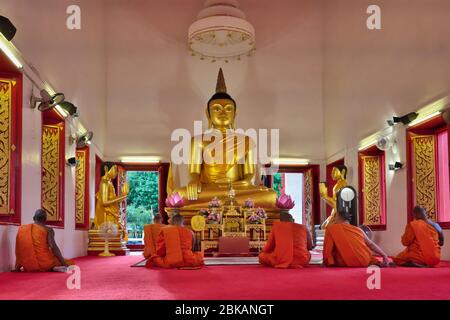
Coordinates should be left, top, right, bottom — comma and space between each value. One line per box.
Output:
41, 109, 65, 228
406, 114, 450, 228
358, 145, 387, 230
0, 61, 22, 225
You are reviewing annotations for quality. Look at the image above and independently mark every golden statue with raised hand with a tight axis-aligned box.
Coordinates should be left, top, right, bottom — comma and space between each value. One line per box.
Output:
319, 165, 348, 229
173, 68, 277, 209
94, 164, 129, 240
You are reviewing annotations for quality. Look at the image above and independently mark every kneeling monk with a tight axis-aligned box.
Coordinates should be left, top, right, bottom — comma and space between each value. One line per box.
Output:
15, 209, 73, 272
393, 206, 443, 267
259, 213, 313, 268
143, 213, 165, 259
323, 209, 390, 267
146, 214, 204, 269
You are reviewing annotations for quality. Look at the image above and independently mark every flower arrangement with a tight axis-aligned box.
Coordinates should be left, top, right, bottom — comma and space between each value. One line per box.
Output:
206, 211, 221, 224
208, 197, 222, 208
198, 208, 209, 217
276, 194, 295, 210
165, 192, 185, 208
243, 198, 255, 209
248, 207, 267, 224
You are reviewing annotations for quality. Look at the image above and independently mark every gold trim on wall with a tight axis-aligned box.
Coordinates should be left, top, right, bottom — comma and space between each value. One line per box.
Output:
303, 169, 314, 236
362, 156, 382, 225
412, 135, 437, 221
0, 80, 12, 215
75, 149, 87, 225
42, 125, 61, 222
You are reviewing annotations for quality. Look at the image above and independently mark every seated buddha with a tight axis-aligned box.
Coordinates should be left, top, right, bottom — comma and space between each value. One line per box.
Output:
173, 68, 277, 209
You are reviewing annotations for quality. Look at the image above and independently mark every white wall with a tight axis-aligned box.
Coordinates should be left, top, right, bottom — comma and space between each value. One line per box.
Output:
323, 0, 450, 259
0, 0, 106, 271
0, 76, 99, 271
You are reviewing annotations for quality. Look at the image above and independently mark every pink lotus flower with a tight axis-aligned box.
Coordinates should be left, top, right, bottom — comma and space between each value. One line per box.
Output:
209, 197, 222, 208
165, 192, 185, 208
276, 194, 295, 209
243, 198, 255, 209
255, 207, 267, 219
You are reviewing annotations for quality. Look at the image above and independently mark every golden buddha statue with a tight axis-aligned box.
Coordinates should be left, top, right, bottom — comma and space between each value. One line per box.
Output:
173, 68, 277, 209
94, 164, 129, 239
319, 165, 348, 229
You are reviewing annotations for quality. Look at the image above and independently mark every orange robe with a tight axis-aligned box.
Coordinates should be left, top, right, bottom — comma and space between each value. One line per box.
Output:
143, 223, 165, 259
323, 223, 379, 267
259, 221, 311, 268
15, 224, 69, 272
393, 220, 441, 267
145, 226, 204, 268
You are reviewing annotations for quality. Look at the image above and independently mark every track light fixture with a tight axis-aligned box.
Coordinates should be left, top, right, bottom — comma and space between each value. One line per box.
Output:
0, 16, 16, 41
387, 112, 418, 126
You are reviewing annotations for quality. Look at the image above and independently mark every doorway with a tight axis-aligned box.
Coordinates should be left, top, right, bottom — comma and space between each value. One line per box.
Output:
125, 171, 159, 244
273, 172, 304, 223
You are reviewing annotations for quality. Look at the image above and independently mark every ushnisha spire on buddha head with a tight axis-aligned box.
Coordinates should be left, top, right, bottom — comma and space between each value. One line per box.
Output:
207, 68, 236, 110
206, 68, 237, 130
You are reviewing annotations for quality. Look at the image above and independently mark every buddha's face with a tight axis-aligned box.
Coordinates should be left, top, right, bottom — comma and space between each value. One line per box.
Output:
108, 165, 118, 179
331, 167, 344, 181
208, 98, 236, 128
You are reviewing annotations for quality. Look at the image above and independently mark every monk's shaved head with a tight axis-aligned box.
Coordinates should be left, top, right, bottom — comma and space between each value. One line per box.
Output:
336, 209, 351, 223
154, 213, 162, 223
171, 214, 184, 226
33, 209, 47, 223
413, 206, 427, 220
280, 212, 294, 222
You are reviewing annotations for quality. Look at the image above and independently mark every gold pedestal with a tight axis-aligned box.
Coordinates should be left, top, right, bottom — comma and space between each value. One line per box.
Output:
87, 230, 129, 256
181, 207, 280, 255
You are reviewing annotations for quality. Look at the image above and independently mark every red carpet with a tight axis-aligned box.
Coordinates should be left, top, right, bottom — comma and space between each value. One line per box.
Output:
1, 255, 450, 300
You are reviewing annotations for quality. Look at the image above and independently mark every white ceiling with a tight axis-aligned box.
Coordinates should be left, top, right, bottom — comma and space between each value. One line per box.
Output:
3, 0, 326, 160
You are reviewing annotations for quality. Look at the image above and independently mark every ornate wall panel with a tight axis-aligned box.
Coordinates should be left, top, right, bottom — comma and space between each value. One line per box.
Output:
41, 125, 61, 222
412, 135, 437, 221
362, 156, 382, 225
303, 169, 314, 235
117, 165, 127, 226
75, 149, 88, 226
0, 80, 12, 215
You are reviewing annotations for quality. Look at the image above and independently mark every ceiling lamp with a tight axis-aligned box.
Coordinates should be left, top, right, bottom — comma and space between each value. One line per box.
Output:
188, 0, 256, 62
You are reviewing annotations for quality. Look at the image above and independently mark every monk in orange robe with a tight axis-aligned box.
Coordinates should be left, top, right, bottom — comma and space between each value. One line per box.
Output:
259, 213, 313, 268
143, 213, 165, 259
323, 209, 390, 267
393, 206, 443, 267
14, 209, 73, 272
146, 214, 204, 269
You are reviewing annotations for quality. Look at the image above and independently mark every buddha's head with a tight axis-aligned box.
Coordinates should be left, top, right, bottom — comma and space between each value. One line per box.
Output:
206, 68, 236, 129
331, 165, 347, 181
103, 164, 118, 179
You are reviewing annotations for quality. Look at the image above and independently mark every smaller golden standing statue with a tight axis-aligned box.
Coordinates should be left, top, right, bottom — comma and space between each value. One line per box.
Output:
88, 164, 130, 256
319, 165, 348, 229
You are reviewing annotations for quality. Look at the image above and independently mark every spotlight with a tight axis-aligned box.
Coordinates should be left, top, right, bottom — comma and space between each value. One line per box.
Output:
30, 89, 65, 110
58, 101, 78, 116
387, 112, 418, 126
76, 131, 94, 148
66, 157, 78, 167
389, 161, 403, 171
0, 16, 17, 41
442, 107, 450, 125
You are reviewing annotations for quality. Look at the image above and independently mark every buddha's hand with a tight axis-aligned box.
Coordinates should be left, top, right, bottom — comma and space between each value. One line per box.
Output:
187, 180, 201, 200
319, 183, 327, 197
232, 179, 251, 187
